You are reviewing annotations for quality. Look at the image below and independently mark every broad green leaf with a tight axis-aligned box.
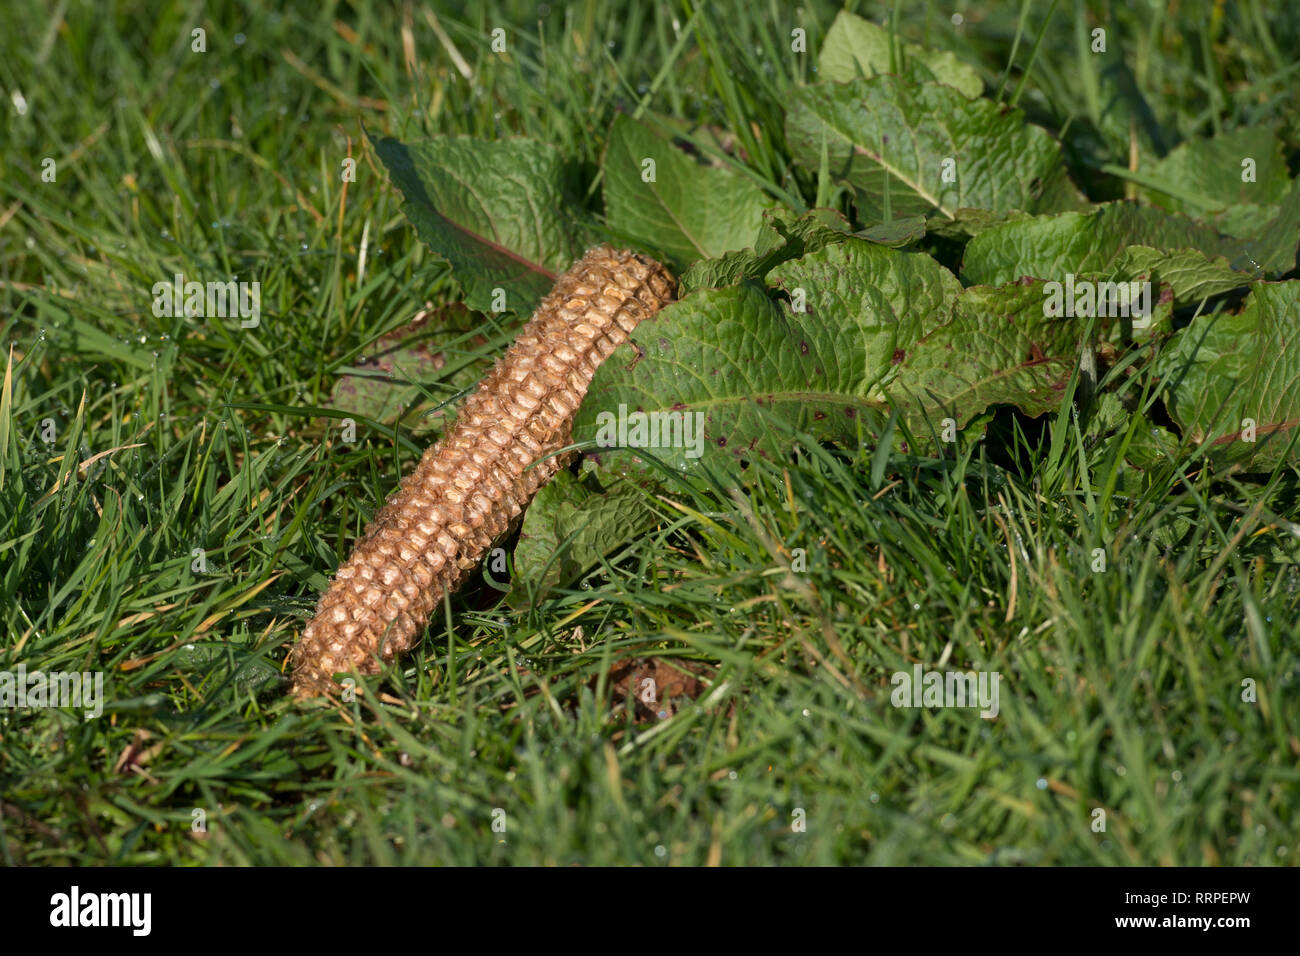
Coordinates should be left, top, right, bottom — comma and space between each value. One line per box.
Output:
1139, 126, 1291, 225
961, 204, 1218, 285
677, 208, 923, 295
329, 304, 491, 434
573, 282, 893, 473
574, 239, 962, 472
1113, 247, 1252, 306
960, 200, 1290, 292
1214, 203, 1289, 241
373, 135, 585, 314
787, 75, 1086, 224
174, 644, 282, 695
509, 468, 661, 605
576, 242, 1150, 475
857, 216, 928, 246
766, 239, 961, 397
888, 282, 1089, 439
1155, 281, 1300, 469
819, 10, 983, 99
678, 208, 853, 295
926, 208, 1035, 241
1120, 413, 1184, 472
963, 185, 1300, 285
602, 113, 779, 268
1231, 178, 1300, 275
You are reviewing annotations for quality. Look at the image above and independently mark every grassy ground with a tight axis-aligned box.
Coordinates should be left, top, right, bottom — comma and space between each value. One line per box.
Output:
1, 0, 1297, 865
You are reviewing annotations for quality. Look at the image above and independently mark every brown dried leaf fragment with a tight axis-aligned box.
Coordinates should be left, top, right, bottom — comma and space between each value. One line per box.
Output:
291, 246, 676, 697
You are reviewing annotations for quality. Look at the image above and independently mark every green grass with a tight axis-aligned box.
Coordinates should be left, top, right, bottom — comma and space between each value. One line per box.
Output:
1, 0, 1297, 865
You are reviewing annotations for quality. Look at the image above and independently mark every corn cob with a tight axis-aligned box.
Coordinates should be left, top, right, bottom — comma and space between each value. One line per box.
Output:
291, 246, 676, 697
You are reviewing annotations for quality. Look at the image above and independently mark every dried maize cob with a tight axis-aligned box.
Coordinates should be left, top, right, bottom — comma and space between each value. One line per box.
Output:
291, 246, 676, 697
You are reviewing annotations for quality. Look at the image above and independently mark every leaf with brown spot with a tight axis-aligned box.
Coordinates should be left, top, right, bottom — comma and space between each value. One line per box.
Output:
329, 303, 494, 434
